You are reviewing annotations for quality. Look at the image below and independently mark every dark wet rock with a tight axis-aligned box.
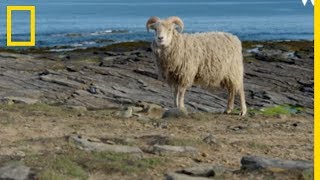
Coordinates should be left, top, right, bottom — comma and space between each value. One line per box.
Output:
179, 166, 213, 177
149, 145, 198, 157
178, 164, 229, 177
241, 156, 313, 171
165, 172, 211, 180
133, 69, 158, 79
88, 86, 98, 94
0, 162, 34, 180
69, 135, 143, 156
104, 51, 118, 56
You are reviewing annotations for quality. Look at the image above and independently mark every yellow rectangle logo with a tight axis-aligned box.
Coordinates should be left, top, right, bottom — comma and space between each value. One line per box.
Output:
7, 6, 36, 47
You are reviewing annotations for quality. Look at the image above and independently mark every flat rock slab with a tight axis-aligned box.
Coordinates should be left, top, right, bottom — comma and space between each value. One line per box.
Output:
0, 96, 38, 105
69, 135, 143, 156
165, 172, 211, 180
150, 145, 198, 157
178, 164, 228, 177
0, 162, 33, 180
0, 41, 314, 114
241, 156, 313, 171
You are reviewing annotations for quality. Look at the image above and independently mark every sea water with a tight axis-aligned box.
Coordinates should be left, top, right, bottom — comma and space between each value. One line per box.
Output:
0, 0, 314, 48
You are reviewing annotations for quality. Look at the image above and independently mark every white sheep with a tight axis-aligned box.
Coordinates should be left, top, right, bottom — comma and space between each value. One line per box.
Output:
146, 16, 247, 116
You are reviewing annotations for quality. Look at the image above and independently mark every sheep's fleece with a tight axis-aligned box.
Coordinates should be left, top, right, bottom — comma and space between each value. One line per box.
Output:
147, 16, 247, 116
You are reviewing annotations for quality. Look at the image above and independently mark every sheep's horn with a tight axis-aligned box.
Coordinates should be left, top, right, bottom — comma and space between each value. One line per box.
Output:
167, 16, 184, 33
146, 16, 160, 32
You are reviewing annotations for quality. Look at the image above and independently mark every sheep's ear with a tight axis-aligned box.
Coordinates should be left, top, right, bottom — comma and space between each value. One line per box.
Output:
167, 16, 184, 33
146, 16, 160, 32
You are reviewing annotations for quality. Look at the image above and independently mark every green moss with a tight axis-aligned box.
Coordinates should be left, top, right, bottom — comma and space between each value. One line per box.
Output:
259, 104, 303, 116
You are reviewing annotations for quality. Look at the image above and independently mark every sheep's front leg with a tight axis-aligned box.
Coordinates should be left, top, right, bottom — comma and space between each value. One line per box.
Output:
175, 87, 187, 113
179, 88, 187, 112
154, 57, 164, 81
173, 87, 180, 108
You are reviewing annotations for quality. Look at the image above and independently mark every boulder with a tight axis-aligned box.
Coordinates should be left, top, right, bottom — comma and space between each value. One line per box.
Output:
241, 156, 313, 171
0, 162, 33, 180
150, 145, 197, 157
69, 135, 143, 156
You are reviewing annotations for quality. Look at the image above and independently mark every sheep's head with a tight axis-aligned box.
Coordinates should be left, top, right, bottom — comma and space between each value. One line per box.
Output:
146, 16, 184, 47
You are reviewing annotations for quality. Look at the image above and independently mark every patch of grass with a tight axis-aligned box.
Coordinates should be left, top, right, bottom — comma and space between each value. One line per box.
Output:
26, 153, 87, 180
167, 138, 201, 146
38, 170, 68, 180
83, 152, 164, 174
301, 169, 313, 180
0, 112, 15, 125
0, 103, 116, 122
248, 142, 269, 150
25, 146, 164, 178
0, 104, 82, 118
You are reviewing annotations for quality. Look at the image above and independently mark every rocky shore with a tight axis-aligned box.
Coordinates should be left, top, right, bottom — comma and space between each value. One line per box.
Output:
0, 40, 314, 179
0, 41, 314, 114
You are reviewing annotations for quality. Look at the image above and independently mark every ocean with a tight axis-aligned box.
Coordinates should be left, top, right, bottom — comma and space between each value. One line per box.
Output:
0, 0, 314, 48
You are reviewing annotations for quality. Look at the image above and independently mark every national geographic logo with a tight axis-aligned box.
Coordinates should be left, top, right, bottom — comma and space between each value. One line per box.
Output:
302, 0, 314, 6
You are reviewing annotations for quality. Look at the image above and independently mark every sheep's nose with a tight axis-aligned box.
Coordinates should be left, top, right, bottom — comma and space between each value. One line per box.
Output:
158, 37, 164, 41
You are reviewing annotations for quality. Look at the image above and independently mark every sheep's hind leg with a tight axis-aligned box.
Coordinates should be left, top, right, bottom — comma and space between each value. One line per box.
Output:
239, 86, 247, 116
178, 87, 187, 113
225, 88, 235, 114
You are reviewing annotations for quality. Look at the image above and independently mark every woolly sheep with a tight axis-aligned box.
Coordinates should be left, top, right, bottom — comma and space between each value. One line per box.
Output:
146, 16, 247, 116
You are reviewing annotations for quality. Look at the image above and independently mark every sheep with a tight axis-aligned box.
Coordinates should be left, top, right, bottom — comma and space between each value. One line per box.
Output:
146, 16, 247, 116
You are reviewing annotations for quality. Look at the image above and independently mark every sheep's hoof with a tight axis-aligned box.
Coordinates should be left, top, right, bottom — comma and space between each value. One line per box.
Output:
239, 111, 247, 116
224, 109, 232, 114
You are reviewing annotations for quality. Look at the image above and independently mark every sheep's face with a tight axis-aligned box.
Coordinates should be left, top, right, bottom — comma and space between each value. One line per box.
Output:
152, 21, 175, 47
147, 16, 184, 47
